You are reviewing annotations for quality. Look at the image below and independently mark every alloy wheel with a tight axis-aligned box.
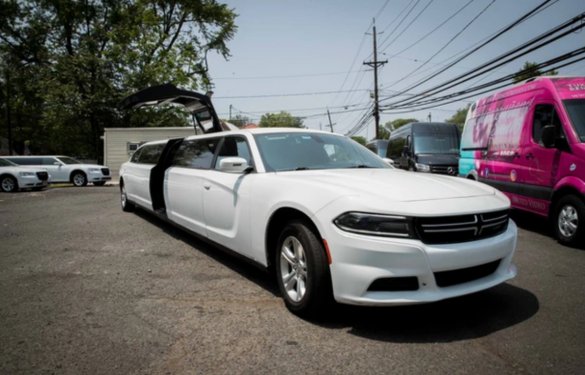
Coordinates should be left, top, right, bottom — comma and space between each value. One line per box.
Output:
279, 236, 308, 303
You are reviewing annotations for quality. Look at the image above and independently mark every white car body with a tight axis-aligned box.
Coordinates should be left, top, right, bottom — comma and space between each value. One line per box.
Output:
0, 157, 50, 192
119, 128, 517, 315
4, 155, 111, 186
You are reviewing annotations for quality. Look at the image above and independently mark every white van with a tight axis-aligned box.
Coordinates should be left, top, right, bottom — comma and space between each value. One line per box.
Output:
4, 155, 111, 186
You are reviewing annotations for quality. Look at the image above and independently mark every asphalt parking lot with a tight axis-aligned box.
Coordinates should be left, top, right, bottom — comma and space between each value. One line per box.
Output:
1, 186, 584, 374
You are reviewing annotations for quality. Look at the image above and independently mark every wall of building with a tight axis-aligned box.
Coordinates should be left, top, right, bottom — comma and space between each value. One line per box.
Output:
103, 127, 197, 179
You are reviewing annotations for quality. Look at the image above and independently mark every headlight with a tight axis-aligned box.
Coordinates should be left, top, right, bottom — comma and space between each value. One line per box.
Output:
333, 212, 414, 238
18, 171, 35, 177
88, 168, 100, 173
415, 163, 431, 172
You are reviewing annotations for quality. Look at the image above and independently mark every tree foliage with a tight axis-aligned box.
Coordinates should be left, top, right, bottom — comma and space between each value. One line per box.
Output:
445, 105, 470, 132
513, 61, 558, 83
259, 111, 304, 128
351, 136, 366, 146
0, 0, 237, 159
228, 114, 251, 128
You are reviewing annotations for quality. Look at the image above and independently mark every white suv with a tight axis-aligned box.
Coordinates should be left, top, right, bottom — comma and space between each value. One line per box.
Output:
4, 156, 111, 186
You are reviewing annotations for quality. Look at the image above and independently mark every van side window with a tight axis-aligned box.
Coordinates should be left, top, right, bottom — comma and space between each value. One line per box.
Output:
532, 104, 563, 145
214, 137, 252, 169
387, 137, 405, 159
173, 138, 219, 169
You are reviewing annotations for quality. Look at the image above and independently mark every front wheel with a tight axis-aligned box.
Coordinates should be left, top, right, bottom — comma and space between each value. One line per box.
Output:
120, 184, 134, 212
71, 172, 87, 187
1, 176, 18, 192
554, 195, 585, 248
275, 221, 332, 318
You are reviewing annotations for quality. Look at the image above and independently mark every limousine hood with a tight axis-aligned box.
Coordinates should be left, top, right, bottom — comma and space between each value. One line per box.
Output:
278, 168, 496, 202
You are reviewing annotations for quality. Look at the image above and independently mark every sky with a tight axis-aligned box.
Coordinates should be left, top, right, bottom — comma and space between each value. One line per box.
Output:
206, 0, 585, 138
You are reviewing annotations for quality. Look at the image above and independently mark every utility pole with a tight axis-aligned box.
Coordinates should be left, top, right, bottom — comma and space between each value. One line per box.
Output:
229, 104, 233, 121
428, 112, 432, 122
363, 19, 387, 139
327, 108, 335, 133
5, 69, 12, 155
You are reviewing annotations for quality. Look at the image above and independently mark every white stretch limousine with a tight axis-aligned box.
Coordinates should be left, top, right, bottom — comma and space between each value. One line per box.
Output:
119, 85, 518, 317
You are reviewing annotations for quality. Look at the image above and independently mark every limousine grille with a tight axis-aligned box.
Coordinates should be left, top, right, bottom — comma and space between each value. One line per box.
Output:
415, 210, 509, 244
36, 172, 49, 181
434, 260, 501, 287
101, 168, 110, 176
430, 165, 458, 175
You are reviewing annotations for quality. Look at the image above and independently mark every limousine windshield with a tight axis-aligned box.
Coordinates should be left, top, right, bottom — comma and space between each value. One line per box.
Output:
254, 132, 389, 172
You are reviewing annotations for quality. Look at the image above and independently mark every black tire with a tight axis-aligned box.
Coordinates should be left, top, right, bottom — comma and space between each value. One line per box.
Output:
120, 184, 134, 212
275, 221, 332, 318
71, 171, 87, 187
0, 175, 18, 193
93, 181, 106, 186
554, 195, 585, 248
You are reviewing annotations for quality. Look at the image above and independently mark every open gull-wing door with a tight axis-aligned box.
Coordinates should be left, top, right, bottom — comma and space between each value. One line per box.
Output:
121, 83, 224, 134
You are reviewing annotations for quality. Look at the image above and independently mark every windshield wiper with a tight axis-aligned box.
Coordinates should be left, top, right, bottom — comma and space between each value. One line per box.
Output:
349, 164, 373, 168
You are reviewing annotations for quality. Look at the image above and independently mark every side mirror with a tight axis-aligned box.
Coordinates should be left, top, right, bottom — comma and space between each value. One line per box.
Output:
53, 162, 61, 166
218, 157, 251, 173
541, 125, 556, 148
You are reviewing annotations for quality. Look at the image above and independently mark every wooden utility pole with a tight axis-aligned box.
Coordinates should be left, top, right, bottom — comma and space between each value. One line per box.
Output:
364, 19, 387, 139
327, 109, 335, 133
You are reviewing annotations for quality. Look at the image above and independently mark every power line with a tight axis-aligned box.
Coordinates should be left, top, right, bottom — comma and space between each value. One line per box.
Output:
383, 0, 475, 58
382, 0, 556, 101
387, 0, 496, 90
213, 88, 369, 99
212, 70, 363, 80
382, 48, 585, 112
377, 0, 436, 53
382, 12, 585, 108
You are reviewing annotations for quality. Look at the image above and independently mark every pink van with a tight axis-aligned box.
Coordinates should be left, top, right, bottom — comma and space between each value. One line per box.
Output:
459, 76, 585, 247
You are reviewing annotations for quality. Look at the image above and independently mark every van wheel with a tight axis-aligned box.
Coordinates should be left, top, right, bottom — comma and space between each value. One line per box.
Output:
554, 195, 585, 247
1, 176, 18, 192
275, 221, 332, 318
71, 172, 87, 187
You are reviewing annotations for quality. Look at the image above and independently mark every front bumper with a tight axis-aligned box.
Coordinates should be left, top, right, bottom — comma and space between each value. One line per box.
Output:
325, 220, 517, 306
16, 175, 49, 189
88, 170, 111, 182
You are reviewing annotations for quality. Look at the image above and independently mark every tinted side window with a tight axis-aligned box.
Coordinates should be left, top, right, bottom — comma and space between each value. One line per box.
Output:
214, 137, 252, 169
42, 157, 59, 165
7, 157, 43, 165
532, 104, 563, 145
173, 138, 219, 169
137, 144, 165, 164
130, 147, 143, 163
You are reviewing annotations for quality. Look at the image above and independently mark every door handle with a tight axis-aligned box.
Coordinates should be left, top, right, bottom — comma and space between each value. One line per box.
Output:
203, 184, 211, 190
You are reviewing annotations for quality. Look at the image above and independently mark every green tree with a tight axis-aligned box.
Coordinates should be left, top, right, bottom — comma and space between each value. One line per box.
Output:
351, 136, 366, 146
513, 61, 558, 83
385, 118, 418, 131
377, 126, 391, 140
0, 0, 237, 159
228, 114, 251, 128
445, 105, 470, 132
259, 111, 303, 128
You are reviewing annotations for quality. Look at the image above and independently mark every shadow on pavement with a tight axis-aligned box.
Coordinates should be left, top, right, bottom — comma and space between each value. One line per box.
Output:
134, 209, 539, 343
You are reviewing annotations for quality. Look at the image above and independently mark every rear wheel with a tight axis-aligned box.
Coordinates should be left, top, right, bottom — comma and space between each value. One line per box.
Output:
554, 195, 585, 247
275, 221, 332, 318
71, 172, 87, 187
0, 176, 18, 192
